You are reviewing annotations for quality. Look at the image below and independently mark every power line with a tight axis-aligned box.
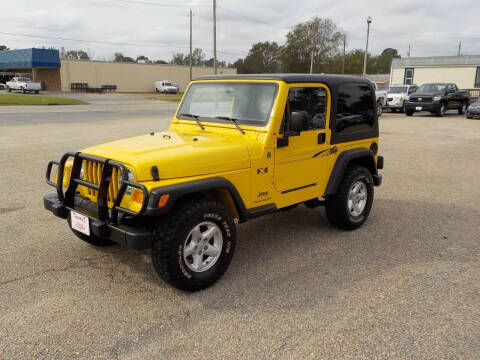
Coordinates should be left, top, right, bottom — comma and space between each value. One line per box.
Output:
114, 0, 210, 7
0, 31, 244, 56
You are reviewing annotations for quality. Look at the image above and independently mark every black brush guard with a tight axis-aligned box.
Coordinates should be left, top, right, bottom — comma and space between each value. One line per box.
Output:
44, 152, 152, 249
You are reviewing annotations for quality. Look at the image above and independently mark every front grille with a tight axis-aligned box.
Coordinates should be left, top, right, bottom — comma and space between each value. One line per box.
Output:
82, 160, 121, 204
410, 96, 432, 103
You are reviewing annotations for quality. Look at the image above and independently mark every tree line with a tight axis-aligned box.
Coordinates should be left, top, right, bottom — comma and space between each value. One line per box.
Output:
232, 17, 400, 75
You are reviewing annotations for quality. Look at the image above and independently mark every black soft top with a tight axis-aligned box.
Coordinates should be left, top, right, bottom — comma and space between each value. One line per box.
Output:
192, 73, 378, 144
194, 74, 371, 86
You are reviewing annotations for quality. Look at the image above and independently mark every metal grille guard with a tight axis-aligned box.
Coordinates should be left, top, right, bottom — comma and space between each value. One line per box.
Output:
45, 152, 148, 224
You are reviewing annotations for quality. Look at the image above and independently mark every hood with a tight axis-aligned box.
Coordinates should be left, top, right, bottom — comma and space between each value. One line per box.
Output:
387, 92, 407, 97
81, 130, 251, 181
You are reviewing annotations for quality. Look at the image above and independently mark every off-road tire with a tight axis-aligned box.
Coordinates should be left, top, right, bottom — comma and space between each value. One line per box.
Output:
466, 112, 473, 119
325, 166, 374, 230
22, 87, 26, 94
152, 197, 236, 291
6, 86, 11, 92
406, 111, 413, 116
376, 101, 383, 117
458, 102, 467, 115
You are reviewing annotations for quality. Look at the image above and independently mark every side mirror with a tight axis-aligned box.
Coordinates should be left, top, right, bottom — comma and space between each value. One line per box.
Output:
290, 111, 309, 132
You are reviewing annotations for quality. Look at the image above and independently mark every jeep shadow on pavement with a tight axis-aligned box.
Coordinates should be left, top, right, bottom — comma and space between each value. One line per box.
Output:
44, 74, 383, 291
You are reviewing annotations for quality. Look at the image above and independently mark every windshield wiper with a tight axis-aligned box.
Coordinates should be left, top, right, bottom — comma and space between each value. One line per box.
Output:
215, 116, 245, 135
178, 113, 205, 130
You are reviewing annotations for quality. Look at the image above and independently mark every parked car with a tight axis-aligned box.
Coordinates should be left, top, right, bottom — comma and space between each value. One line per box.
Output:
386, 84, 418, 112
44, 74, 383, 291
404, 83, 470, 117
466, 98, 480, 119
372, 82, 386, 117
6, 77, 42, 94
154, 80, 178, 94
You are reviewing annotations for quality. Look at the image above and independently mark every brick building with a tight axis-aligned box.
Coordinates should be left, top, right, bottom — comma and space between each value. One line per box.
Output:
0, 48, 62, 90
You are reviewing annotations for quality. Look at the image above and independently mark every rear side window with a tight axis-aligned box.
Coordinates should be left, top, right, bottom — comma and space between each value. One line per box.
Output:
336, 83, 375, 134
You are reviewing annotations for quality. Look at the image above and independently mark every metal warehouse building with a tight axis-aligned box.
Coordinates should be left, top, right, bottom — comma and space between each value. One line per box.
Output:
0, 48, 236, 92
390, 56, 480, 90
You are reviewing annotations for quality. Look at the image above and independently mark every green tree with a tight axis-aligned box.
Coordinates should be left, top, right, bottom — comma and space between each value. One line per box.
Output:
114, 52, 134, 62
281, 17, 344, 73
374, 48, 401, 74
136, 55, 151, 63
171, 53, 186, 65
0, 45, 10, 51
154, 59, 168, 64
241, 41, 281, 73
65, 50, 90, 60
185, 48, 206, 66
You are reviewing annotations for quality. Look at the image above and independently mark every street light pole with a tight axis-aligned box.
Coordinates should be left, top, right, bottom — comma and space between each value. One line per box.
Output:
189, 9, 193, 80
362, 16, 372, 78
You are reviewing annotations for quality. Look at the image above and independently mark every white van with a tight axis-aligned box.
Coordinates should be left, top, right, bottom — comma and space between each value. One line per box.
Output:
154, 80, 178, 94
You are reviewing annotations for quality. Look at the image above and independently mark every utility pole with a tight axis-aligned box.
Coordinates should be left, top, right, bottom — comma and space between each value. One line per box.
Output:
407, 44, 411, 58
362, 16, 372, 78
458, 41, 462, 56
189, 9, 193, 80
213, 0, 217, 74
310, 51, 314, 74
342, 34, 346, 74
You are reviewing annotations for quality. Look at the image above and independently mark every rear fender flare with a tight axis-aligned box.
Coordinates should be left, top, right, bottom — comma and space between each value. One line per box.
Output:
324, 148, 377, 196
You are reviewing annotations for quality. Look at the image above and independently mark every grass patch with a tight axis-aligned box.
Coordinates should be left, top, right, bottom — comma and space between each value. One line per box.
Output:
141, 92, 184, 102
0, 94, 86, 106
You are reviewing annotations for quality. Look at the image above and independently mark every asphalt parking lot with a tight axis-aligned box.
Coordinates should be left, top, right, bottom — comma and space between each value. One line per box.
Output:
1, 97, 479, 359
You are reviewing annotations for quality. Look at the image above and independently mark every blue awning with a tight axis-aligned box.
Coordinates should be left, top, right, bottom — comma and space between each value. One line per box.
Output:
0, 48, 61, 69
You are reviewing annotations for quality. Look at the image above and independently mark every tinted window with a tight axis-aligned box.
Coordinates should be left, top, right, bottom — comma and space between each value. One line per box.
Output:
287, 87, 327, 130
476, 67, 480, 88
336, 83, 375, 134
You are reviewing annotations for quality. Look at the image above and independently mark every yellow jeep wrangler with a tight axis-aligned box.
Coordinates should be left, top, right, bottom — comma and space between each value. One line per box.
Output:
44, 74, 383, 291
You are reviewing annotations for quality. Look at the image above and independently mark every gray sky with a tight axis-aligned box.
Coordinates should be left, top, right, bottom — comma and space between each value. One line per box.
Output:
1, 0, 479, 63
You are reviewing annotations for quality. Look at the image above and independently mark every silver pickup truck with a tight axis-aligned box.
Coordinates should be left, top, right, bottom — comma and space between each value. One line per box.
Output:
6, 77, 42, 94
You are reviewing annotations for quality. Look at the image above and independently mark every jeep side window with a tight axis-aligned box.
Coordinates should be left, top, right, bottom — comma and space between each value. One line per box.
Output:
286, 87, 327, 131
336, 83, 375, 134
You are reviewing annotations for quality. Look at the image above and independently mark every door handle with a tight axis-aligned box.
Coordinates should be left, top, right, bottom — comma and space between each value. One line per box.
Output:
317, 133, 325, 144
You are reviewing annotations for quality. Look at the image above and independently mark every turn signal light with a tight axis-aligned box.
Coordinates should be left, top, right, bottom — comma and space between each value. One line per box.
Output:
131, 189, 144, 203
158, 194, 170, 208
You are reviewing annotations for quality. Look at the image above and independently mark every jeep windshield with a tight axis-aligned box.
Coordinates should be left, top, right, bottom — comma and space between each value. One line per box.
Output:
177, 82, 277, 126
388, 86, 408, 93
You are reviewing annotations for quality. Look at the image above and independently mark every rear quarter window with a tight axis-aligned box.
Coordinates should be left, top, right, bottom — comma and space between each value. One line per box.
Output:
336, 83, 375, 134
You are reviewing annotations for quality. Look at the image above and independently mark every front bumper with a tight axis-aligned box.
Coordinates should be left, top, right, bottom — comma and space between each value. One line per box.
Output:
44, 193, 153, 249
44, 152, 154, 249
405, 102, 441, 112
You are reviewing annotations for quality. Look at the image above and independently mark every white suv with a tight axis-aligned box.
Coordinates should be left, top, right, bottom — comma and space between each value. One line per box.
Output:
386, 84, 417, 112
